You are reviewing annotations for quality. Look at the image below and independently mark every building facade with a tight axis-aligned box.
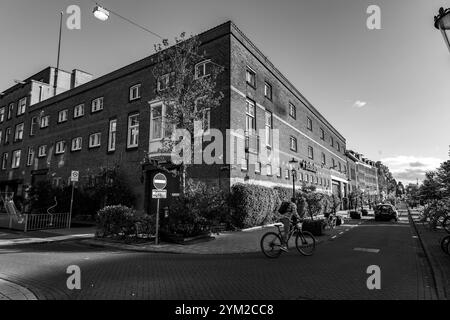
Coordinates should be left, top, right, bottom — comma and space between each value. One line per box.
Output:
0, 21, 349, 215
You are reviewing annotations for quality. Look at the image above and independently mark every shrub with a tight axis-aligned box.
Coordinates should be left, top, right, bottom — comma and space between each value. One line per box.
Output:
303, 191, 324, 219
96, 205, 137, 238
230, 183, 278, 228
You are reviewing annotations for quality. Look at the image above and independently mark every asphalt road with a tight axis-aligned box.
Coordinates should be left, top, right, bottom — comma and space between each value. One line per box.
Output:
0, 213, 437, 300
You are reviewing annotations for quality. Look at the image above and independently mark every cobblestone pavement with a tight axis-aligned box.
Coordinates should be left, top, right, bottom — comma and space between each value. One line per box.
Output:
0, 212, 436, 300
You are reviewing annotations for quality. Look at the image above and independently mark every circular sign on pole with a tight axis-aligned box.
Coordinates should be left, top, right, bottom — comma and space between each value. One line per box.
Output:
153, 173, 167, 190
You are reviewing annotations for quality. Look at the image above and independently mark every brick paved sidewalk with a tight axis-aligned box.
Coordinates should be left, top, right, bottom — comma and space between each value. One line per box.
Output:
82, 219, 363, 254
0, 279, 37, 300
410, 209, 450, 300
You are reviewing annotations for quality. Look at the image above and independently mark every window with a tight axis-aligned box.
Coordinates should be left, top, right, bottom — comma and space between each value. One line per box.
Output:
255, 162, 261, 174
26, 147, 35, 166
91, 97, 104, 113
245, 99, 256, 134
55, 141, 66, 154
320, 128, 325, 140
89, 133, 101, 148
264, 82, 272, 100
74, 104, 85, 118
5, 127, 11, 144
265, 111, 272, 147
157, 73, 174, 91
307, 117, 313, 131
343, 165, 347, 174
338, 162, 342, 172
246, 67, 256, 88
40, 115, 50, 128
151, 106, 163, 140
2, 153, 8, 170
14, 123, 24, 141
58, 109, 68, 123
7, 103, 14, 120
71, 137, 83, 151
330, 136, 334, 147
290, 136, 297, 152
17, 97, 27, 116
337, 142, 340, 152
241, 154, 248, 171
321, 152, 326, 165
127, 113, 139, 148
266, 164, 273, 176
0, 107, 4, 123
11, 150, 21, 169
30, 116, 38, 136
129, 84, 141, 101
38, 145, 47, 158
0, 130, 2, 144
108, 119, 117, 152
289, 103, 296, 119
195, 60, 212, 79
285, 169, 290, 180
332, 158, 336, 169
277, 167, 282, 178
308, 146, 314, 160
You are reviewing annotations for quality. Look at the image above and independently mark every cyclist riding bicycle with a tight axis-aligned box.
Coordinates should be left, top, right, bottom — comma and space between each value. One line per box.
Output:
279, 197, 301, 252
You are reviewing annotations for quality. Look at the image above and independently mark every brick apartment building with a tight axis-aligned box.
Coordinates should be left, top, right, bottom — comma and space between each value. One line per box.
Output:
345, 149, 379, 203
0, 21, 350, 215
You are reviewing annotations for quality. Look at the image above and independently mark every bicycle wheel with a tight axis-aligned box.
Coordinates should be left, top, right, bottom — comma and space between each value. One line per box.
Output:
441, 236, 450, 254
443, 216, 450, 234
261, 232, 283, 259
295, 231, 316, 256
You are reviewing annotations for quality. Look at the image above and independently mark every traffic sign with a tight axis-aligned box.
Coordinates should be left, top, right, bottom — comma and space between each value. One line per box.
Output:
152, 189, 167, 199
71, 170, 79, 182
153, 173, 167, 190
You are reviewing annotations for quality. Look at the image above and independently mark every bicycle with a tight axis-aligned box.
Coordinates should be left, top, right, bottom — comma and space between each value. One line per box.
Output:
323, 213, 337, 231
260, 219, 316, 258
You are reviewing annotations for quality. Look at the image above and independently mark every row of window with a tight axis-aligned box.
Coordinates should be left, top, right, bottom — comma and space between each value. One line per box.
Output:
245, 68, 344, 153
0, 97, 27, 124
0, 114, 139, 170
240, 161, 332, 188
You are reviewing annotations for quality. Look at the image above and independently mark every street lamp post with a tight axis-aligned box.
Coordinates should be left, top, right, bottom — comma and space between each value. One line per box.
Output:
434, 7, 450, 53
289, 158, 298, 199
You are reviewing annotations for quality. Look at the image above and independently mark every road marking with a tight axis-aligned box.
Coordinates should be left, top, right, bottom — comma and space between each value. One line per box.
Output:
412, 236, 418, 239
353, 247, 380, 253
331, 236, 337, 239
339, 232, 344, 235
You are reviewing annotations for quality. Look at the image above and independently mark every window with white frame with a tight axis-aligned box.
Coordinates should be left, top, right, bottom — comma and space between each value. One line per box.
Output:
332, 158, 336, 169
330, 136, 334, 147
58, 109, 68, 123
89, 133, 101, 148
14, 123, 24, 141
108, 119, 117, 152
17, 97, 27, 116
290, 136, 297, 152
255, 162, 261, 174
129, 84, 141, 101
40, 115, 50, 128
338, 162, 342, 172
337, 142, 340, 152
264, 82, 272, 100
195, 60, 211, 79
157, 73, 174, 91
285, 169, 290, 180
277, 167, 282, 178
246, 67, 256, 87
307, 117, 313, 131
11, 150, 21, 169
71, 137, 83, 151
7, 103, 14, 120
308, 146, 314, 160
320, 128, 325, 140
27, 147, 35, 166
241, 154, 248, 171
30, 116, 38, 136
0, 107, 4, 123
265, 111, 272, 147
266, 164, 272, 176
151, 105, 163, 140
55, 141, 66, 154
289, 103, 296, 119
4, 127, 11, 144
2, 153, 8, 169
127, 113, 139, 148
321, 152, 326, 165
245, 99, 256, 134
91, 97, 104, 113
74, 104, 85, 118
38, 145, 47, 158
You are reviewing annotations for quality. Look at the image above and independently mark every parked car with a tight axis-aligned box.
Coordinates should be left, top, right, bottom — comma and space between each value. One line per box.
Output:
374, 204, 398, 221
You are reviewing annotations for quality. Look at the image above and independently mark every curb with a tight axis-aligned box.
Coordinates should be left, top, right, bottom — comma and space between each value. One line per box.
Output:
0, 234, 95, 247
0, 278, 38, 300
408, 208, 446, 300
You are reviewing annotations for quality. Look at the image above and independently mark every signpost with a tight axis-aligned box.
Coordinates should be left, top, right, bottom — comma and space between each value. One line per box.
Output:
153, 173, 167, 245
69, 171, 79, 229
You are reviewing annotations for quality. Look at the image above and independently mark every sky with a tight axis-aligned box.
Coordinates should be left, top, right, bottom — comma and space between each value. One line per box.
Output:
0, 0, 449, 185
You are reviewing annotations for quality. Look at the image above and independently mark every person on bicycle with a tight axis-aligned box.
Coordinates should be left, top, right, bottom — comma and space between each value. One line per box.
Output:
279, 197, 301, 252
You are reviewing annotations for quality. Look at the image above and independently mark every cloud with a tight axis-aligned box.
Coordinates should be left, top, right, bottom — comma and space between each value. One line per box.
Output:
353, 100, 367, 108
380, 156, 443, 185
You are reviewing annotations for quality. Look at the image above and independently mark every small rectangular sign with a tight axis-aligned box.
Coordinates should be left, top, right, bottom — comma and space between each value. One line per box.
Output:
152, 190, 167, 199
71, 171, 79, 182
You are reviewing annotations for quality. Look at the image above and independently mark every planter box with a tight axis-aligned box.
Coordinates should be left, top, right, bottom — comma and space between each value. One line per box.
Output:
361, 209, 369, 216
350, 211, 361, 219
302, 219, 324, 236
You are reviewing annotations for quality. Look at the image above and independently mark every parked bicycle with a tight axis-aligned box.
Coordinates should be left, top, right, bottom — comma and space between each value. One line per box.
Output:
260, 219, 316, 258
323, 213, 337, 231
